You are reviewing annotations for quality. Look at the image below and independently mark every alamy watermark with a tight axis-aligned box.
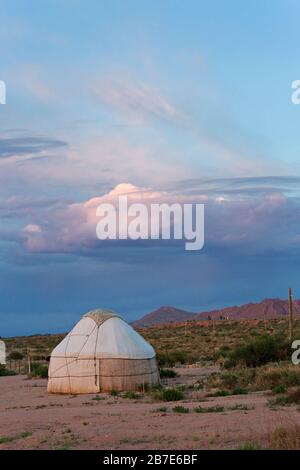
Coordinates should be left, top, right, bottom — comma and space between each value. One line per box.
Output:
291, 80, 300, 105
95, 195, 204, 251
0, 80, 6, 105
292, 339, 300, 365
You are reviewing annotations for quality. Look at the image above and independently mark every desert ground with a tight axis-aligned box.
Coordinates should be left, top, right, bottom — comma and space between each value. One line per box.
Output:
1, 319, 300, 450
0, 367, 300, 450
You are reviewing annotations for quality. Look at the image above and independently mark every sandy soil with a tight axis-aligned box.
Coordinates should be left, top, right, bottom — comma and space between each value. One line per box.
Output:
0, 369, 299, 450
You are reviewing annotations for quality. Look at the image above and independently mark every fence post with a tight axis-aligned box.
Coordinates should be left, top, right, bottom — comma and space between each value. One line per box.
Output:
288, 287, 294, 341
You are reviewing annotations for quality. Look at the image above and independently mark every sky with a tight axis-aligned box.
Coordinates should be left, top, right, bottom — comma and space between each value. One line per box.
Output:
1, 0, 300, 336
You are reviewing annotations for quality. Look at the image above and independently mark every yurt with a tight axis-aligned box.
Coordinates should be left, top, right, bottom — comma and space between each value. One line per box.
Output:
47, 309, 160, 394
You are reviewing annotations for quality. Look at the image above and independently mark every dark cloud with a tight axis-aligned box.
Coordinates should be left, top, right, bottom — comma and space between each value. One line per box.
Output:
0, 136, 67, 159
164, 176, 300, 198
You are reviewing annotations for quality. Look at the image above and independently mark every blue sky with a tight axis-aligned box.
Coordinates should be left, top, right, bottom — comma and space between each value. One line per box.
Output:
1, 0, 300, 335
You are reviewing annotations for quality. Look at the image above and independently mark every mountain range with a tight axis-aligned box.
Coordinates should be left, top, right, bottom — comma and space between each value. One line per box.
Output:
133, 298, 300, 327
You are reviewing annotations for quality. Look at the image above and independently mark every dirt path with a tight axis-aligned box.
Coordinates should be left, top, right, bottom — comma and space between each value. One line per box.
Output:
0, 372, 299, 450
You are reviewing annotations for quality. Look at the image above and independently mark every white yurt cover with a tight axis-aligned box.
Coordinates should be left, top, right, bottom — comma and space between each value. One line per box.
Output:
48, 309, 159, 393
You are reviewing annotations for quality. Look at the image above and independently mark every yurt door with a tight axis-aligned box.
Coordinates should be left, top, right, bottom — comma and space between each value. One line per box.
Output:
93, 357, 101, 392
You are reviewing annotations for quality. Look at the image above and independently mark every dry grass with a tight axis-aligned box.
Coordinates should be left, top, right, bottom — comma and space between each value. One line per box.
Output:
140, 319, 300, 364
254, 364, 300, 390
206, 363, 300, 393
269, 426, 300, 450
268, 388, 300, 408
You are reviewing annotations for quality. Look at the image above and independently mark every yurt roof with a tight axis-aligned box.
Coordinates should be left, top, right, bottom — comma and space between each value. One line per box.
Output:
50, 308, 156, 360
83, 308, 120, 327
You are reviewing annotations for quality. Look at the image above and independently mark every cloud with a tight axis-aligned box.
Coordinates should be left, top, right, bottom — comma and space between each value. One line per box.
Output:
17, 177, 300, 258
164, 176, 300, 198
0, 136, 67, 159
92, 78, 183, 123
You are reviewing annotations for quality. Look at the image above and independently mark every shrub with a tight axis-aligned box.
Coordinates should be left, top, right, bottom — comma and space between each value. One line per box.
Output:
123, 391, 140, 399
254, 364, 300, 390
110, 390, 119, 396
220, 369, 255, 389
268, 388, 300, 408
31, 364, 48, 378
208, 387, 248, 397
223, 358, 236, 369
91, 395, 104, 401
161, 388, 184, 402
229, 404, 254, 411
272, 384, 288, 395
156, 352, 175, 367
173, 406, 189, 413
0, 365, 16, 376
159, 368, 178, 378
194, 405, 224, 413
232, 387, 248, 395
209, 390, 230, 397
237, 442, 261, 450
32, 354, 47, 361
207, 364, 300, 393
214, 345, 231, 360
218, 371, 240, 388
157, 350, 198, 367
224, 334, 290, 368
152, 406, 168, 413
0, 432, 32, 444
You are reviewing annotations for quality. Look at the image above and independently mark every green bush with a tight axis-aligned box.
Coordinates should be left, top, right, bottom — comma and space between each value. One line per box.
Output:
224, 334, 290, 368
219, 370, 255, 389
272, 384, 288, 395
173, 406, 189, 413
157, 350, 198, 367
269, 388, 300, 407
159, 368, 178, 378
237, 442, 261, 450
92, 395, 104, 401
209, 387, 248, 397
31, 364, 48, 378
232, 387, 248, 395
194, 405, 224, 413
161, 388, 184, 402
0, 365, 16, 376
153, 406, 168, 413
123, 391, 140, 399
210, 364, 300, 393
210, 389, 230, 397
214, 345, 231, 360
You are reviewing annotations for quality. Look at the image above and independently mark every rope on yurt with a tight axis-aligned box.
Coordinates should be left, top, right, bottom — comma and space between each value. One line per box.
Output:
64, 334, 72, 393
94, 324, 100, 389
50, 322, 98, 376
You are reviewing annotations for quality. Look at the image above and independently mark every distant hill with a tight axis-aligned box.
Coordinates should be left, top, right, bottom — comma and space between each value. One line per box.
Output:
133, 298, 300, 327
132, 306, 195, 327
194, 298, 300, 321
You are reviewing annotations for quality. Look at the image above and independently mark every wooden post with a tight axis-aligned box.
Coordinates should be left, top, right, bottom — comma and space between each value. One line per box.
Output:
27, 349, 31, 376
288, 287, 294, 341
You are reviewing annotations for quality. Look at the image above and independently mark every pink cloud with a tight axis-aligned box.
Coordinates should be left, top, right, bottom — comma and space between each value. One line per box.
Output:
19, 181, 300, 257
91, 78, 183, 123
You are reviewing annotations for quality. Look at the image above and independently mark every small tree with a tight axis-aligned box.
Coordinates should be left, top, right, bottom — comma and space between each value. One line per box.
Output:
8, 351, 24, 373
